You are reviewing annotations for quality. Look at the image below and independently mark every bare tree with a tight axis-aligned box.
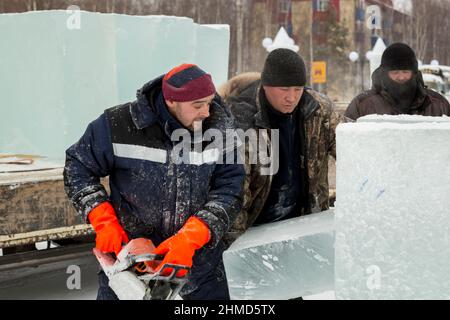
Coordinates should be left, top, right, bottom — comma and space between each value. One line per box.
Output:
410, 0, 428, 61
407, 0, 450, 65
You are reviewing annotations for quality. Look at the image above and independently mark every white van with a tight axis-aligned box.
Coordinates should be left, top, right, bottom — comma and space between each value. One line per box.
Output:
419, 65, 450, 102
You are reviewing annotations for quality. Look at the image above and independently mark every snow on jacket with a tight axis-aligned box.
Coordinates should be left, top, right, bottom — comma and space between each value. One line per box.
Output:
63, 76, 245, 294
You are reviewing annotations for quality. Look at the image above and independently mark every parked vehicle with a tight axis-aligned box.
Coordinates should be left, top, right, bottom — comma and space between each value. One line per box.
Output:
420, 64, 450, 102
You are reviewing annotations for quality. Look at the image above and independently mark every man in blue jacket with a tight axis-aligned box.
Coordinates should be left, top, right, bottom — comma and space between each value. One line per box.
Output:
64, 64, 245, 300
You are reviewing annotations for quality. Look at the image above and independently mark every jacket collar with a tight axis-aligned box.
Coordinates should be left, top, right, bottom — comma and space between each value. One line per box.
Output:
130, 76, 183, 137
301, 90, 321, 119
130, 75, 164, 130
154, 90, 184, 137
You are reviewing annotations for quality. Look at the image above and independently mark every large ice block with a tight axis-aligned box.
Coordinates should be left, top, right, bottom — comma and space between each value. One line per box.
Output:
223, 210, 334, 300
0, 10, 229, 160
335, 120, 450, 299
358, 114, 450, 123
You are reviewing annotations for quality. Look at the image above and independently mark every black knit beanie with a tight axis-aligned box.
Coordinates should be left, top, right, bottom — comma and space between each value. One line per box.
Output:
381, 43, 418, 72
261, 48, 307, 86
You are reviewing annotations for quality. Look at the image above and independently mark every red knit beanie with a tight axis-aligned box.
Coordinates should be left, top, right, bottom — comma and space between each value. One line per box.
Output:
162, 64, 216, 102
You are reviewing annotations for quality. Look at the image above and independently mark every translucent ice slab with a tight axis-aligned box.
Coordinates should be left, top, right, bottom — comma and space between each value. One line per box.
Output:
357, 114, 450, 123
223, 210, 334, 300
0, 10, 229, 160
335, 121, 450, 299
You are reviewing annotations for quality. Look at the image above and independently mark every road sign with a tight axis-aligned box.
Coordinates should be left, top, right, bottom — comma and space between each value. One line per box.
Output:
312, 61, 327, 84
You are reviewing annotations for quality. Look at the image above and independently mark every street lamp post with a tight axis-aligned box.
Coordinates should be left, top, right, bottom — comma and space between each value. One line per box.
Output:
349, 50, 367, 92
349, 37, 386, 93
349, 51, 360, 96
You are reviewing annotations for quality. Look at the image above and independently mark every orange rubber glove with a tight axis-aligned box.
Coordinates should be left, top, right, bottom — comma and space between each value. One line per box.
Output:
153, 216, 211, 277
88, 202, 129, 256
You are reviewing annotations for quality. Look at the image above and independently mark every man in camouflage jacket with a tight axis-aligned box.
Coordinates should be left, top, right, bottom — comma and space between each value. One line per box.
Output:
218, 49, 343, 246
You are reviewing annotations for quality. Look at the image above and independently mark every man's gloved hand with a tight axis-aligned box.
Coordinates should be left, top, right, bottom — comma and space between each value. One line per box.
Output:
88, 201, 129, 256
153, 216, 211, 277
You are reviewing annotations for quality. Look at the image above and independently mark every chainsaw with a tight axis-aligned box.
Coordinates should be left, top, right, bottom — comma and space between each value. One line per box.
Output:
93, 238, 190, 300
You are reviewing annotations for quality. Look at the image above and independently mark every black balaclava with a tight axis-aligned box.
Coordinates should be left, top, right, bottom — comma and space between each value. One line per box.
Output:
381, 71, 418, 114
380, 43, 419, 114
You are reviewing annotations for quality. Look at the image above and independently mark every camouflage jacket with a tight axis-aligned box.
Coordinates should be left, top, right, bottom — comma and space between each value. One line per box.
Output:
218, 73, 343, 245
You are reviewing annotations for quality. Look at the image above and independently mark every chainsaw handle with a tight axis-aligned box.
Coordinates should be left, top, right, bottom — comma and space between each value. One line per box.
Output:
138, 263, 191, 283
133, 253, 165, 263
158, 263, 191, 280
